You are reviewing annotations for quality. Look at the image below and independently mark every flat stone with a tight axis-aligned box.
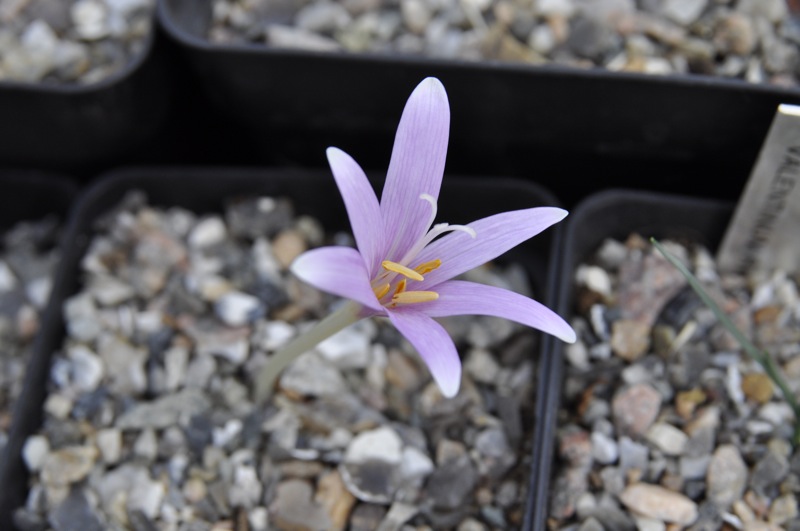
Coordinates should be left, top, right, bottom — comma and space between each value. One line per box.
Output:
612, 383, 662, 436
617, 247, 686, 325
295, 1, 352, 33
425, 454, 478, 510
315, 469, 356, 531
41, 446, 99, 487
266, 23, 343, 50
707, 444, 747, 509
661, 0, 707, 25
116, 388, 211, 429
645, 423, 688, 456
49, 488, 104, 531
620, 483, 698, 525
280, 351, 349, 397
269, 479, 333, 531
611, 319, 651, 361
750, 451, 789, 494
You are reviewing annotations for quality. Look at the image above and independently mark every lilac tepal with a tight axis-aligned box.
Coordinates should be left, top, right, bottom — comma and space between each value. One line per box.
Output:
291, 77, 576, 398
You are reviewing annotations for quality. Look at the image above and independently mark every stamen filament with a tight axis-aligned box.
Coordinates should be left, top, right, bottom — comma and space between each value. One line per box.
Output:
414, 259, 442, 275
382, 260, 424, 281
392, 290, 439, 304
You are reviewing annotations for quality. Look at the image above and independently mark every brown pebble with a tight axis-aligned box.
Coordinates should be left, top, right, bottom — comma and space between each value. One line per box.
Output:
611, 319, 651, 361
612, 383, 662, 436
315, 470, 356, 531
741, 373, 774, 404
272, 229, 307, 269
754, 305, 782, 324
714, 13, 756, 55
619, 483, 698, 525
675, 388, 706, 420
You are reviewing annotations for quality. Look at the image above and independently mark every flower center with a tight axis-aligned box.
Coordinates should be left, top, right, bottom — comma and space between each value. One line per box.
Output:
370, 194, 476, 308
372, 259, 441, 307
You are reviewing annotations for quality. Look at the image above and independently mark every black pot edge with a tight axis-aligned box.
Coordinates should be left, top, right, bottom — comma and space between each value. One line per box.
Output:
1, 165, 566, 529
526, 188, 734, 531
0, 172, 79, 529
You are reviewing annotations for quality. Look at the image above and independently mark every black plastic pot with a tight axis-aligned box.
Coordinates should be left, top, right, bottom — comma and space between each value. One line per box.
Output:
0, 27, 170, 172
0, 172, 78, 529
2, 166, 564, 529
158, 0, 800, 206
526, 189, 733, 531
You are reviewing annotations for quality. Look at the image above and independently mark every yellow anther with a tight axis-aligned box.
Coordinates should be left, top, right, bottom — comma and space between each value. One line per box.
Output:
414, 259, 442, 275
392, 290, 439, 304
373, 283, 391, 299
382, 260, 424, 281
393, 279, 407, 297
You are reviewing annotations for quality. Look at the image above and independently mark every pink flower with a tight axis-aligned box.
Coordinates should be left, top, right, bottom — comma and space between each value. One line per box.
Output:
292, 77, 575, 397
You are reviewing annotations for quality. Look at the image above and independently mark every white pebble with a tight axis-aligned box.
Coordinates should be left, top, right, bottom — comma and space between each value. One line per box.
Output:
22, 435, 50, 471
96, 428, 122, 464
67, 345, 104, 392
71, 0, 110, 40
0, 260, 18, 292
188, 217, 227, 248
214, 291, 262, 327
591, 431, 619, 464
576, 265, 612, 297
645, 423, 688, 456
213, 419, 243, 447
26, 277, 52, 309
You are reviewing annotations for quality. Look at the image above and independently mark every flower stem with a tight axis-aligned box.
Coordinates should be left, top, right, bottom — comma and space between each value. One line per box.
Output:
254, 300, 363, 404
652, 238, 800, 445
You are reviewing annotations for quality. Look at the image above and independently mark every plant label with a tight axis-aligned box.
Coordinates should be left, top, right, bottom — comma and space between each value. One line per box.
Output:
717, 104, 800, 274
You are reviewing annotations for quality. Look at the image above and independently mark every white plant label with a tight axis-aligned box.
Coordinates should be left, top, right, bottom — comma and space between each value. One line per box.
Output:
717, 104, 800, 274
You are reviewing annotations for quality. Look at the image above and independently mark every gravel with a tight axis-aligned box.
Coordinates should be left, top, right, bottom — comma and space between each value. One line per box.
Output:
14, 191, 549, 530
209, 0, 800, 87
0, 215, 61, 460
0, 0, 154, 84
551, 234, 800, 530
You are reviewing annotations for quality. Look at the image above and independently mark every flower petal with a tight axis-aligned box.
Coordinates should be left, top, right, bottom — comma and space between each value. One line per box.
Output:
291, 247, 384, 311
326, 147, 385, 275
387, 309, 461, 397
417, 280, 576, 343
381, 77, 450, 261
413, 207, 568, 288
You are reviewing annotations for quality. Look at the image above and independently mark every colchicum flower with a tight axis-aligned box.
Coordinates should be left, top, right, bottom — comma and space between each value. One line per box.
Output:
256, 77, 575, 401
